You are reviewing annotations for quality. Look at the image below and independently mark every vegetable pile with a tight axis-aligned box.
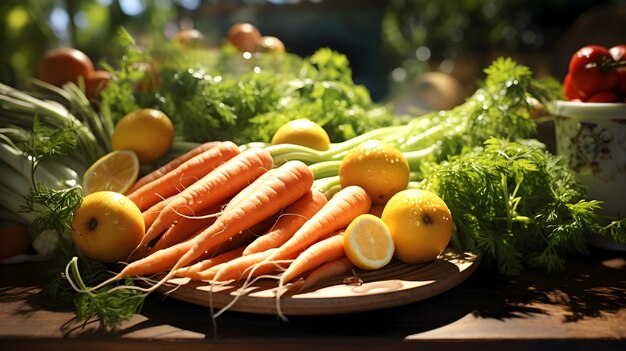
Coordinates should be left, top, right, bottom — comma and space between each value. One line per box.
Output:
1, 26, 625, 330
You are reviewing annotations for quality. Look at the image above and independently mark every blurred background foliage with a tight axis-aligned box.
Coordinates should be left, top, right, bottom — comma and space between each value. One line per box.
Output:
1, 0, 625, 106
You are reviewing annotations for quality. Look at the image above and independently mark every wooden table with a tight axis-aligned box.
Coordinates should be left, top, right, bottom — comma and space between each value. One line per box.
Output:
1, 247, 624, 351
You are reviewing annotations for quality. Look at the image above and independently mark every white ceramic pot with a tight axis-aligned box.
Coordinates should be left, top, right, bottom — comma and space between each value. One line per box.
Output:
551, 100, 626, 250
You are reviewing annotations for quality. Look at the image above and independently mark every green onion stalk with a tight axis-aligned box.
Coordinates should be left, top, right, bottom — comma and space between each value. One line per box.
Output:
0, 81, 109, 175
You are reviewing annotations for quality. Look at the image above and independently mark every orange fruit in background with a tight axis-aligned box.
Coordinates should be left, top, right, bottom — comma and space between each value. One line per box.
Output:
271, 119, 331, 151
38, 48, 94, 87
0, 223, 30, 259
259, 36, 285, 53
381, 189, 453, 264
82, 150, 139, 195
228, 23, 262, 53
343, 214, 395, 270
71, 191, 145, 263
111, 108, 175, 164
173, 29, 204, 48
85, 70, 110, 100
339, 140, 410, 205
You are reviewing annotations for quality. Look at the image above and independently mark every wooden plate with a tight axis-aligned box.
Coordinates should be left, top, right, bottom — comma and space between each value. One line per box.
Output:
156, 250, 480, 316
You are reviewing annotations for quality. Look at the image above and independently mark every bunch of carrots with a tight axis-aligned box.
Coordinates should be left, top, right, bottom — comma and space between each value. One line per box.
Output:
84, 140, 375, 317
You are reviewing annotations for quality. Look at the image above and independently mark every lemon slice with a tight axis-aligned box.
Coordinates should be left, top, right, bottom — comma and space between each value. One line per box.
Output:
343, 214, 395, 270
82, 150, 139, 195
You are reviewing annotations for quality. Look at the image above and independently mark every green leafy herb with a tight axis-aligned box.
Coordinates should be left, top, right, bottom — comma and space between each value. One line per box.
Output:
100, 31, 398, 145
19, 117, 82, 247
420, 138, 608, 275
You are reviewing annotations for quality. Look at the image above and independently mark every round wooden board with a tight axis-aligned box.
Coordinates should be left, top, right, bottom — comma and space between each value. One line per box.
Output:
156, 250, 480, 316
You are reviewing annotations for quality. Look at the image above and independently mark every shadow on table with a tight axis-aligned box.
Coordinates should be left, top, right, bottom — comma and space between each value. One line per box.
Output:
112, 247, 626, 339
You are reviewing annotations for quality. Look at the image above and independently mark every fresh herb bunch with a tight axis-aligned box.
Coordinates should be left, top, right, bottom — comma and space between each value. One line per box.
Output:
419, 138, 620, 275
100, 30, 398, 145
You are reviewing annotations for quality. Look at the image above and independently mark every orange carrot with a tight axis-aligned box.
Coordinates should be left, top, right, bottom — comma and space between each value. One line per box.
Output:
210, 249, 300, 282
138, 148, 274, 251
128, 141, 240, 211
141, 194, 173, 229
279, 232, 346, 285
123, 224, 249, 277
242, 189, 328, 256
97, 160, 313, 286
175, 246, 246, 280
266, 185, 371, 263
209, 249, 277, 282
129, 141, 220, 193
174, 160, 314, 271
146, 202, 225, 254
223, 168, 277, 213
175, 214, 277, 279
120, 239, 195, 277
298, 256, 353, 292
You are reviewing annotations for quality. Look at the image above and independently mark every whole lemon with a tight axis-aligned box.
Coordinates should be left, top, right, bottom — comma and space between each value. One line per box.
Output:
112, 108, 174, 164
71, 191, 145, 263
339, 140, 409, 205
271, 119, 331, 151
381, 189, 453, 264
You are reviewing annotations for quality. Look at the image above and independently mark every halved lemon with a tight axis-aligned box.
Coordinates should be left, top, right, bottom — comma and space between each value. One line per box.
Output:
82, 150, 139, 195
343, 214, 395, 270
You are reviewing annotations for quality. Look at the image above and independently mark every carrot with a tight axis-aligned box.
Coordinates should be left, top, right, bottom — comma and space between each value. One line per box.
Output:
120, 238, 196, 277
209, 249, 277, 282
124, 222, 251, 277
298, 256, 353, 292
211, 248, 300, 282
175, 246, 246, 280
141, 194, 172, 229
274, 231, 349, 321
138, 148, 274, 251
94, 160, 313, 288
265, 185, 371, 263
174, 160, 314, 270
223, 168, 277, 213
128, 141, 240, 211
279, 232, 346, 285
242, 189, 328, 256
129, 141, 220, 193
146, 202, 225, 255
188, 212, 277, 264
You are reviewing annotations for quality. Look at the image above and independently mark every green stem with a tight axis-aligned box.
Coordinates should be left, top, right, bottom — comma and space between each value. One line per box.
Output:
308, 160, 341, 179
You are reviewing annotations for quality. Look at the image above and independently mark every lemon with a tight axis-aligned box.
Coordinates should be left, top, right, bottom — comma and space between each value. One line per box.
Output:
271, 119, 331, 151
343, 214, 395, 270
71, 191, 145, 263
82, 150, 139, 195
339, 140, 410, 205
111, 108, 175, 164
381, 189, 453, 264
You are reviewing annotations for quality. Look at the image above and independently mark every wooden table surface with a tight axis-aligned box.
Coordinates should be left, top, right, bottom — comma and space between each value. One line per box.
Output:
1, 246, 624, 351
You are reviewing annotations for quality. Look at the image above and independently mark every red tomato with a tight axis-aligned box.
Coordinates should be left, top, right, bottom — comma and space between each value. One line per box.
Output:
563, 73, 587, 101
609, 45, 626, 97
568, 45, 618, 97
608, 45, 626, 61
38, 48, 94, 87
85, 70, 110, 100
587, 91, 619, 103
